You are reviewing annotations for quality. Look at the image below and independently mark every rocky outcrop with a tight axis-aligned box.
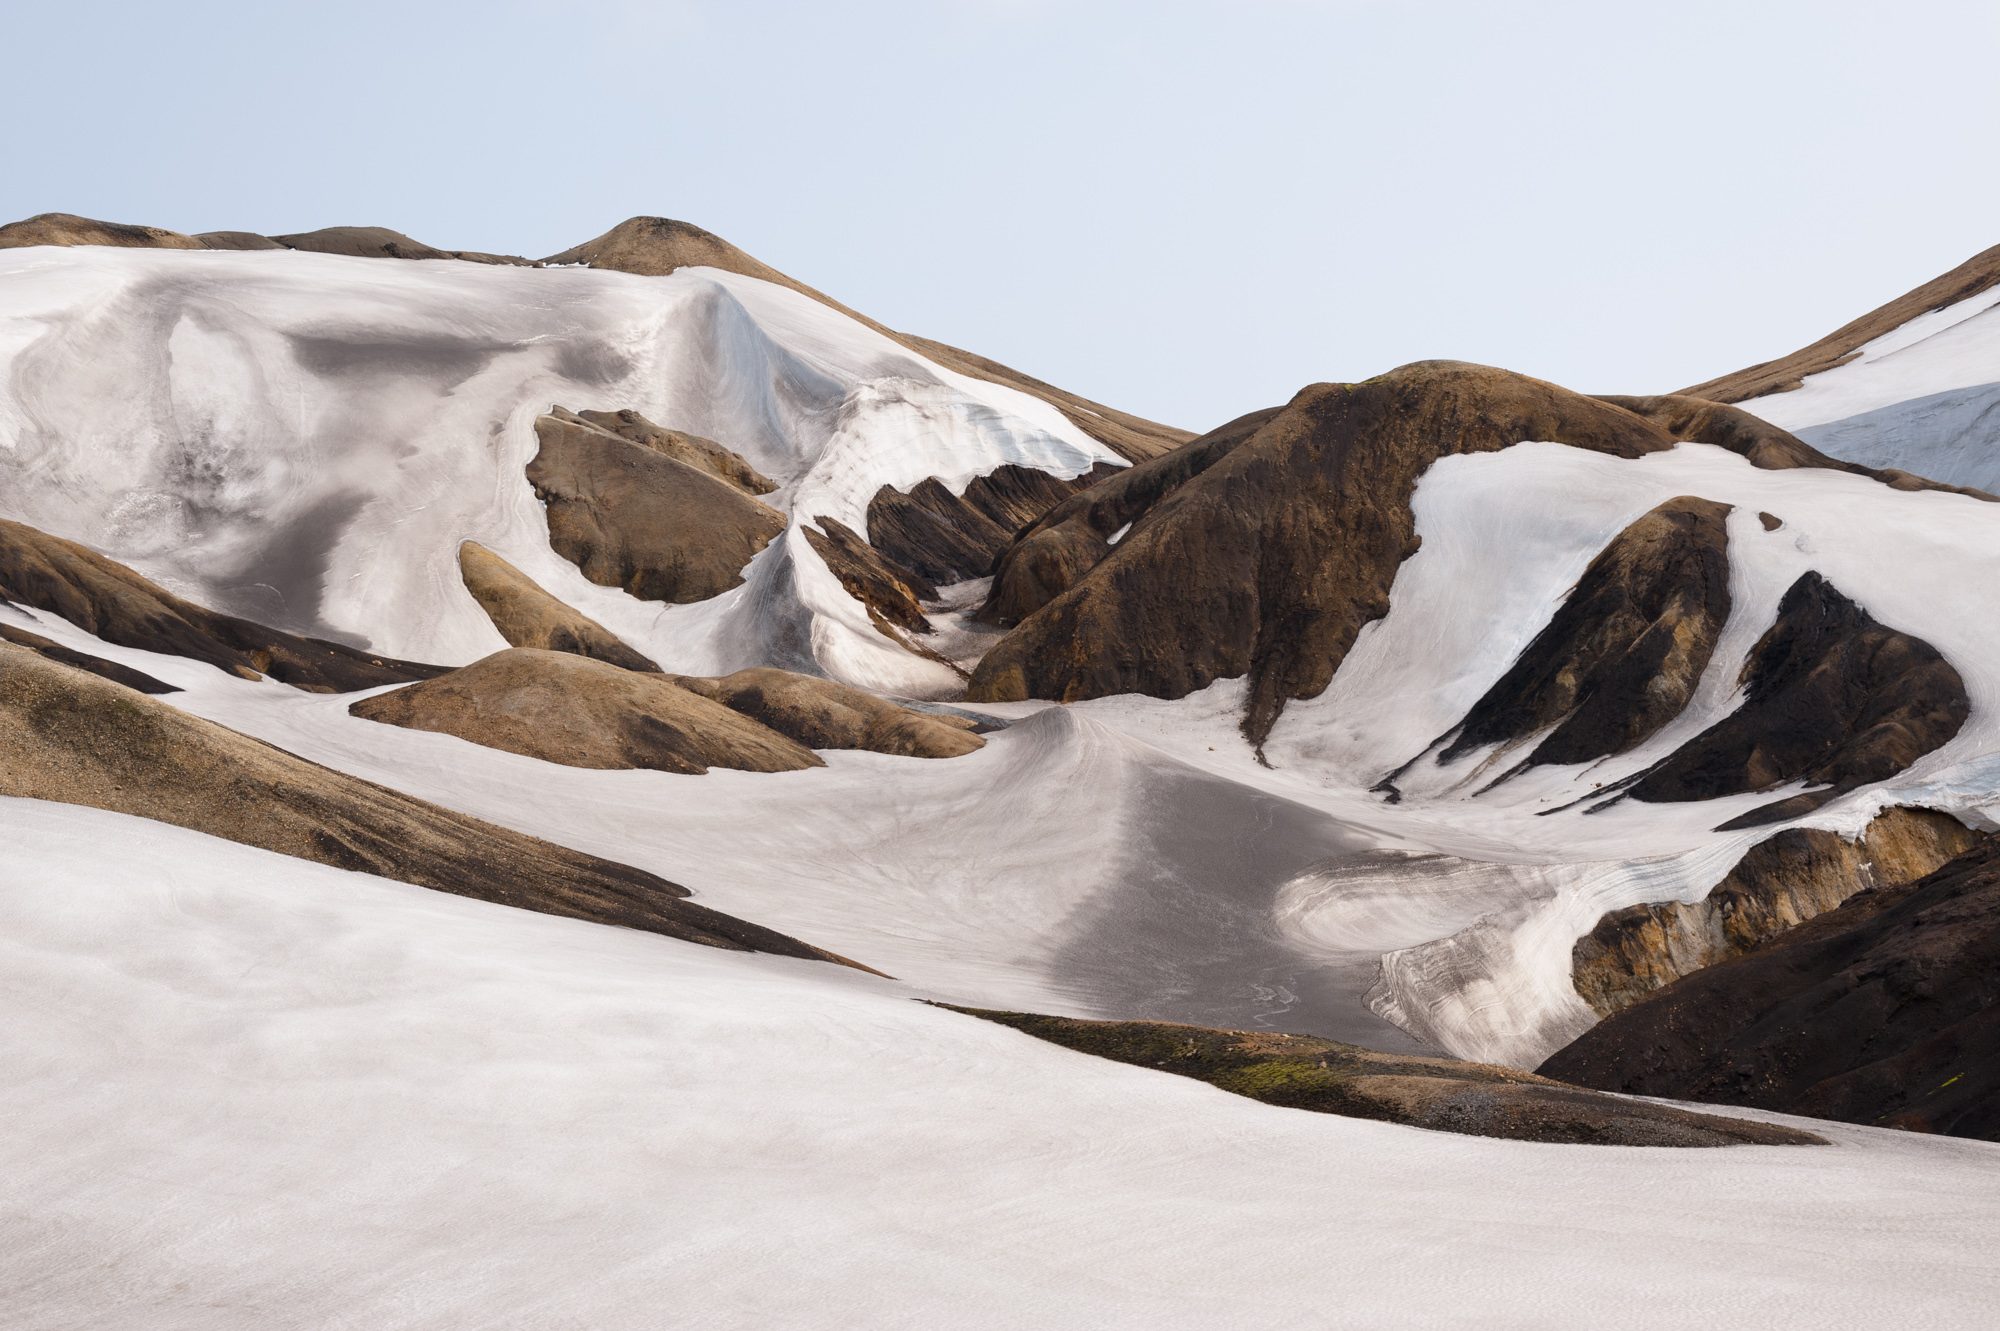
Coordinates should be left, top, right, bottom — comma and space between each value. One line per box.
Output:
1571, 807, 1980, 1017
1541, 833, 2000, 1141
675, 667, 984, 759
864, 462, 1120, 588
957, 1008, 1821, 1147
802, 517, 940, 638
527, 409, 785, 604
968, 364, 1685, 746
975, 408, 1279, 627
0, 622, 180, 694
1678, 242, 2000, 402
1416, 496, 1733, 779
0, 518, 440, 692
457, 541, 660, 672
544, 216, 1190, 462
568, 407, 776, 495
0, 212, 204, 251
350, 649, 823, 774
1616, 572, 1969, 827
0, 644, 849, 965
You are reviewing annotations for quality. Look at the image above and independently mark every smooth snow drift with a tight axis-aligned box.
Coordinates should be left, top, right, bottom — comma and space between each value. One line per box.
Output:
0, 246, 1120, 694
1740, 286, 2000, 492
5, 796, 2000, 1331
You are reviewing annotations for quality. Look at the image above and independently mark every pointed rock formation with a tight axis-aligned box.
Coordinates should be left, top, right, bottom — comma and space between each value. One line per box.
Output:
1618, 572, 1969, 827
457, 541, 660, 672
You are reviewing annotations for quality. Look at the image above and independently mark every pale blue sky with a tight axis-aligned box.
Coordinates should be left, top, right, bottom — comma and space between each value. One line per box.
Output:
6, 0, 1997, 430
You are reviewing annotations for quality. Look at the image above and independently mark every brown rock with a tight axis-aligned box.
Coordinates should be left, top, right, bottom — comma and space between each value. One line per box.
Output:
1541, 832, 2000, 1141
865, 462, 1122, 589
0, 212, 203, 251
0, 622, 180, 694
527, 410, 785, 604
1571, 807, 1980, 1017
1416, 496, 1733, 781
457, 541, 660, 672
802, 516, 937, 637
0, 517, 440, 693
1617, 572, 1969, 827
0, 644, 849, 965
968, 364, 1683, 748
676, 667, 983, 759
570, 407, 777, 495
350, 649, 823, 775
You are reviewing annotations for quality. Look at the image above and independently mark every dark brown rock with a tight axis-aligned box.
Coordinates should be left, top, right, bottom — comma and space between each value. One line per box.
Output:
0, 645, 852, 966
1420, 496, 1733, 779
864, 462, 1120, 589
0, 622, 180, 694
1678, 243, 2000, 402
1541, 834, 2000, 1141
457, 541, 660, 672
802, 516, 938, 637
968, 364, 1683, 747
1617, 572, 1969, 827
0, 518, 441, 693
1571, 807, 1980, 1017
1759, 511, 1783, 531
527, 410, 785, 604
977, 408, 1280, 627
350, 649, 823, 774
956, 1008, 1822, 1147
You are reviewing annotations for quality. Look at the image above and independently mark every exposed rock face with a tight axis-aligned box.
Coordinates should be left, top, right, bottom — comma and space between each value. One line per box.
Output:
457, 541, 660, 672
350, 650, 823, 775
802, 517, 939, 638
1571, 807, 1980, 1017
570, 408, 776, 495
527, 410, 785, 604
977, 408, 1280, 627
0, 645, 847, 964
957, 1008, 1821, 1147
676, 667, 984, 759
1541, 834, 2000, 1141
0, 622, 180, 694
1678, 242, 2000, 402
0, 212, 203, 250
1602, 394, 1996, 501
271, 226, 456, 261
544, 217, 1190, 463
1619, 572, 1969, 827
968, 364, 1684, 746
865, 462, 1120, 588
0, 518, 440, 692
1425, 496, 1733, 776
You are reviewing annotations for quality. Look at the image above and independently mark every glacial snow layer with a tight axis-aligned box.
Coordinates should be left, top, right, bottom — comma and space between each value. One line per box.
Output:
7, 795, 2000, 1331
0, 246, 1118, 693
1741, 286, 2000, 491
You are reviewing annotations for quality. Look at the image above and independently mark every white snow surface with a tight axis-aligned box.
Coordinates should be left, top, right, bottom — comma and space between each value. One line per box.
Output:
6, 795, 2000, 1331
0, 245, 1120, 695
1739, 285, 2000, 492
